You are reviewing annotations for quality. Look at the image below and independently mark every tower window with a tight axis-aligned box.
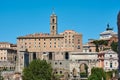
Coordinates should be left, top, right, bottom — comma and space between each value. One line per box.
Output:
52, 26, 55, 30
52, 19, 55, 23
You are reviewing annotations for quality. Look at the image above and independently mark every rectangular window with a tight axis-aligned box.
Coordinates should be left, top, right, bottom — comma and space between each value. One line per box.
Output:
110, 62, 112, 68
78, 45, 80, 49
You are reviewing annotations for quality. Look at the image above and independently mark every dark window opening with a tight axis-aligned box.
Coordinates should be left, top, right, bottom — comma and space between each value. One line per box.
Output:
110, 62, 112, 68
15, 56, 17, 61
24, 52, 29, 67
49, 52, 52, 60
60, 62, 62, 65
60, 71, 62, 74
55, 62, 57, 65
89, 49, 92, 52
33, 52, 36, 60
52, 26, 55, 30
52, 19, 55, 23
65, 52, 69, 60
78, 45, 80, 49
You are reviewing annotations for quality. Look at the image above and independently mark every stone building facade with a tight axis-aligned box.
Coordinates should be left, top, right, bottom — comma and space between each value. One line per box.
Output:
0, 42, 17, 71
83, 24, 118, 53
16, 13, 83, 73
98, 50, 118, 72
69, 52, 98, 79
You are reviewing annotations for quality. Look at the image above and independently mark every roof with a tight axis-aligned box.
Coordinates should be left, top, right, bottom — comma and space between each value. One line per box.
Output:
17, 33, 64, 39
0, 48, 17, 51
0, 42, 11, 44
100, 30, 117, 35
0, 42, 16, 46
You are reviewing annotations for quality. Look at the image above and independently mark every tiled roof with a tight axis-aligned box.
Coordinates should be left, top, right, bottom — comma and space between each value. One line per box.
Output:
17, 33, 64, 39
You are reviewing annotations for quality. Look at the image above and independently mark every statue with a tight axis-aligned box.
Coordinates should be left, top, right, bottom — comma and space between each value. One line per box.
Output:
106, 23, 113, 31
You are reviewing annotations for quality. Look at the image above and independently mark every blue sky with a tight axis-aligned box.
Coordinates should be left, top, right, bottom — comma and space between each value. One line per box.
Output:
0, 0, 120, 44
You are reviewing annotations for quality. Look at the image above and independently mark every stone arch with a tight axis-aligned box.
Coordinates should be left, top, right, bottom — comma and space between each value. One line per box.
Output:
79, 63, 88, 73
72, 68, 77, 77
79, 61, 89, 78
64, 72, 70, 80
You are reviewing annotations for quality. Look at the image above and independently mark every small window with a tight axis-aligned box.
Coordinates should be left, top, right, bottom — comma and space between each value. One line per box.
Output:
89, 49, 91, 52
52, 26, 54, 30
52, 19, 55, 23
60, 62, 62, 65
60, 71, 62, 74
110, 55, 112, 57
78, 45, 80, 49
110, 62, 112, 68
55, 62, 57, 65
65, 52, 69, 60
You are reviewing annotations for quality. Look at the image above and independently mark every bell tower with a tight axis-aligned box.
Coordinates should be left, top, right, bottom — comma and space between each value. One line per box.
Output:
50, 11, 57, 35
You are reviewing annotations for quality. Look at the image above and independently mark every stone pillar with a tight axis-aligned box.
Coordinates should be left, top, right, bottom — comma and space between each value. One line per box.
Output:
17, 51, 25, 73
29, 52, 33, 63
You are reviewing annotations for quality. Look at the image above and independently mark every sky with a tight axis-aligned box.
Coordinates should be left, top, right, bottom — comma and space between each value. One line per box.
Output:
0, 0, 120, 44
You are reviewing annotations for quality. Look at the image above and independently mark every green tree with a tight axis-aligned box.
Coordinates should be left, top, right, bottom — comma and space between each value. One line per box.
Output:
92, 40, 99, 52
0, 71, 3, 80
88, 67, 106, 80
88, 74, 99, 80
92, 40, 108, 52
110, 41, 118, 52
23, 59, 52, 80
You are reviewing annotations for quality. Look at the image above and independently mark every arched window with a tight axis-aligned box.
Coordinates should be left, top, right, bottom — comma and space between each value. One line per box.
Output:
52, 19, 55, 23
52, 26, 55, 30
